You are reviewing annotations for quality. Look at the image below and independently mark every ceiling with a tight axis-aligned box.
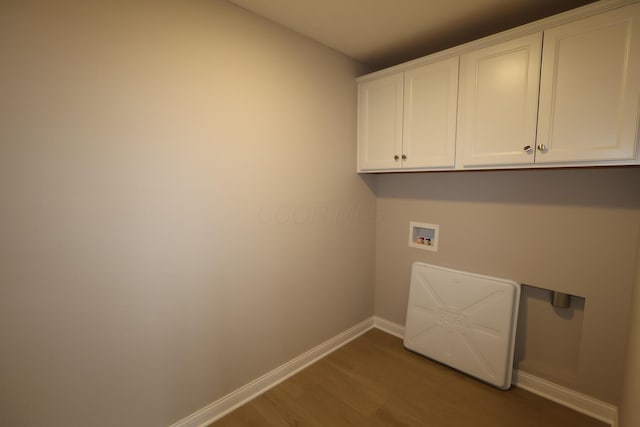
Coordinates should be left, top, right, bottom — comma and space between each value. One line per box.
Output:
227, 0, 595, 70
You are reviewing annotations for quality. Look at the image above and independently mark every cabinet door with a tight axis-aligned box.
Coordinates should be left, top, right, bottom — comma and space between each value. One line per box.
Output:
536, 3, 640, 163
458, 33, 542, 166
357, 73, 404, 171
403, 57, 458, 168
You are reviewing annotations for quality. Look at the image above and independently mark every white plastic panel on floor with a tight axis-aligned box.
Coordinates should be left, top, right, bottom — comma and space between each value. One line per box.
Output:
404, 262, 520, 390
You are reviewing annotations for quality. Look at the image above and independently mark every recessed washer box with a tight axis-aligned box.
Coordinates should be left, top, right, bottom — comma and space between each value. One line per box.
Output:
409, 221, 439, 251
404, 262, 521, 390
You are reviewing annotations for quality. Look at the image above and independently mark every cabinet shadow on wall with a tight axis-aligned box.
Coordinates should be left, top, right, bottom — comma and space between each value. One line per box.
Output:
371, 166, 640, 209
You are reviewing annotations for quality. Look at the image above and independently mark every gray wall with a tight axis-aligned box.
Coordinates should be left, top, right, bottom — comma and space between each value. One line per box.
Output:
620, 247, 640, 426
374, 168, 640, 404
0, 1, 376, 425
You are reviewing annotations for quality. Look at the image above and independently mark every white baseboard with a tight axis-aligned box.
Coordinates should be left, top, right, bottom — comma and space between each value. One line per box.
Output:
171, 315, 618, 427
169, 317, 375, 427
512, 370, 618, 427
373, 316, 405, 338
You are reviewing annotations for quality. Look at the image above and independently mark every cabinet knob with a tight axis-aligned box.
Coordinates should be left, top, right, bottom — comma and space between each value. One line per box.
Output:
537, 144, 547, 152
394, 155, 399, 160
523, 145, 534, 154
401, 154, 407, 160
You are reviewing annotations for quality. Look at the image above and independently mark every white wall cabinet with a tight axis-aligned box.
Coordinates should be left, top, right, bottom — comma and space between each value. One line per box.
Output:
357, 57, 458, 172
357, 1, 640, 172
402, 57, 459, 169
458, 2, 640, 167
458, 33, 542, 166
357, 73, 403, 171
536, 2, 640, 164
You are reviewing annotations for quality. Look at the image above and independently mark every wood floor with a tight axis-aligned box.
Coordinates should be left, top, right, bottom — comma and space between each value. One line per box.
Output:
211, 328, 606, 427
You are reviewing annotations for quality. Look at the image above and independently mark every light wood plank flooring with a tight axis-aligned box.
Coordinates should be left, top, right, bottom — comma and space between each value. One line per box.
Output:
211, 328, 606, 426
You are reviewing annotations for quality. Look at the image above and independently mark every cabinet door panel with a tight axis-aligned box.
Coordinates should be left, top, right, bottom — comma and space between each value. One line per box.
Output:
459, 33, 542, 166
357, 74, 403, 171
403, 57, 458, 168
537, 3, 640, 163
